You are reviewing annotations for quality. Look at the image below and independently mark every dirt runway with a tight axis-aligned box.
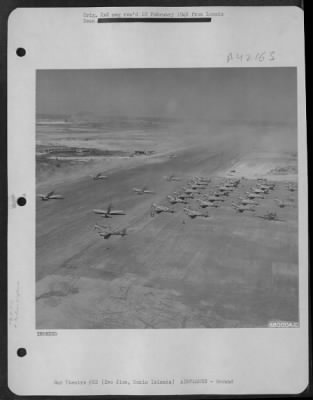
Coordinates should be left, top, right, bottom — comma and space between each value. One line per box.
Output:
36, 143, 240, 281
36, 129, 298, 329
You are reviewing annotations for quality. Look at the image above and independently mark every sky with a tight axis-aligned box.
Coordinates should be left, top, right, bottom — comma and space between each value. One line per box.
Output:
36, 68, 297, 124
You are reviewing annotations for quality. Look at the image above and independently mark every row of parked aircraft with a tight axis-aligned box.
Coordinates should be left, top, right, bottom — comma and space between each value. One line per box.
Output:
230, 178, 297, 220
152, 174, 296, 222
38, 171, 297, 240
150, 175, 215, 219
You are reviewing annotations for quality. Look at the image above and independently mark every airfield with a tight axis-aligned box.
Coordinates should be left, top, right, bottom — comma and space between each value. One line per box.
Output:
36, 119, 298, 329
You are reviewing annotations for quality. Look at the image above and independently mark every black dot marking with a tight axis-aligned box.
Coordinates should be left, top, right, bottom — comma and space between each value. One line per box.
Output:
16, 48, 26, 57
17, 197, 26, 206
17, 348, 27, 357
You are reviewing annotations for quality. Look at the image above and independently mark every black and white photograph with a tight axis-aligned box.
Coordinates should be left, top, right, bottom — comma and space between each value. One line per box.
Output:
35, 67, 299, 329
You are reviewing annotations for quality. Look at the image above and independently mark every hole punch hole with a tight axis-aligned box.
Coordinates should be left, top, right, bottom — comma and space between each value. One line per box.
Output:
17, 348, 27, 357
17, 197, 26, 206
16, 48, 26, 57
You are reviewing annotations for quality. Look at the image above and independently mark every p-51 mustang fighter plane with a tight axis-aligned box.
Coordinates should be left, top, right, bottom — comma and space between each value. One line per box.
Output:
150, 203, 174, 217
95, 224, 127, 239
163, 174, 182, 182
287, 183, 297, 192
274, 199, 295, 208
37, 191, 64, 201
132, 187, 155, 195
90, 173, 108, 180
194, 176, 211, 183
203, 194, 224, 202
167, 195, 187, 204
239, 197, 259, 206
246, 192, 264, 199
173, 192, 194, 200
216, 186, 232, 194
256, 183, 275, 191
184, 207, 209, 218
182, 187, 201, 195
232, 203, 256, 213
93, 203, 126, 218
257, 211, 283, 221
252, 187, 269, 195
188, 183, 206, 190
190, 180, 209, 187
197, 199, 219, 208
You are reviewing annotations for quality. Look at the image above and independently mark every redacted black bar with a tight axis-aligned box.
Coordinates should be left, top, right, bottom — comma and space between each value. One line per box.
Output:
97, 17, 212, 23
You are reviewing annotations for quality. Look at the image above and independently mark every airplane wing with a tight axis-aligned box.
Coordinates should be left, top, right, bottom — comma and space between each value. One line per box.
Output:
99, 232, 111, 239
107, 203, 112, 214
93, 209, 108, 214
95, 223, 110, 231
46, 190, 55, 198
113, 227, 127, 235
150, 204, 156, 217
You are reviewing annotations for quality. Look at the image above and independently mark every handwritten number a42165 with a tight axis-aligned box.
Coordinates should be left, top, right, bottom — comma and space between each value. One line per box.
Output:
227, 51, 276, 64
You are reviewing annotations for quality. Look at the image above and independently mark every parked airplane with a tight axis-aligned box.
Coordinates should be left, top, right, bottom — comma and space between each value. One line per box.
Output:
188, 184, 206, 190
194, 176, 211, 182
252, 188, 269, 194
93, 203, 126, 218
96, 226, 128, 239
227, 179, 241, 187
90, 173, 108, 180
232, 203, 256, 213
204, 194, 225, 202
256, 183, 275, 191
219, 185, 233, 191
173, 192, 194, 200
197, 199, 219, 208
274, 199, 295, 208
246, 192, 264, 199
184, 207, 209, 218
167, 195, 187, 204
38, 191, 64, 201
238, 197, 258, 206
215, 190, 230, 197
183, 187, 201, 194
287, 183, 297, 192
211, 191, 225, 198
150, 203, 175, 217
132, 187, 155, 195
164, 175, 181, 182
190, 180, 209, 187
257, 211, 282, 221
